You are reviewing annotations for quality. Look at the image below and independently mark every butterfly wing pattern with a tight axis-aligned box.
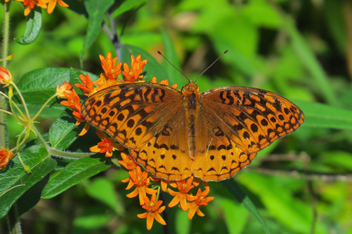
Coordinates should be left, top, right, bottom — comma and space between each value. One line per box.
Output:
81, 83, 193, 180
192, 86, 304, 181
82, 82, 304, 182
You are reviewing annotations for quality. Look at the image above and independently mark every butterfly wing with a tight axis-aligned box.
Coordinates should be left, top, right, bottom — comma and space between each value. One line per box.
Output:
81, 83, 185, 148
81, 82, 192, 180
130, 106, 193, 181
192, 86, 304, 181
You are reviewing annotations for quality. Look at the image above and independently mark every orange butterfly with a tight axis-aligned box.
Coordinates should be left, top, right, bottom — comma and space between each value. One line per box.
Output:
81, 79, 304, 182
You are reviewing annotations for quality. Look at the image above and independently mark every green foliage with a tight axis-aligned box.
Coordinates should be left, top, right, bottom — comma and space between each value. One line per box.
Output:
1, 0, 352, 233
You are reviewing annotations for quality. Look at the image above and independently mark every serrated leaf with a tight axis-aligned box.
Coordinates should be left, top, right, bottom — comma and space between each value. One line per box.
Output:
160, 28, 182, 85
112, 0, 147, 18
221, 179, 270, 234
49, 110, 80, 150
15, 7, 42, 45
0, 145, 57, 219
41, 156, 111, 199
295, 100, 352, 129
120, 44, 169, 83
80, 0, 114, 64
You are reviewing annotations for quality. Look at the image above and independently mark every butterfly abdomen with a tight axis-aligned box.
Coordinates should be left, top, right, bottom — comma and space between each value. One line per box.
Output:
182, 83, 201, 159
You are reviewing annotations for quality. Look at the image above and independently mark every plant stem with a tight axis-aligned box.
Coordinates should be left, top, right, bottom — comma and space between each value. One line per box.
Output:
11, 83, 30, 120
32, 94, 57, 121
1, 1, 10, 66
31, 124, 94, 159
49, 147, 95, 159
0, 1, 11, 148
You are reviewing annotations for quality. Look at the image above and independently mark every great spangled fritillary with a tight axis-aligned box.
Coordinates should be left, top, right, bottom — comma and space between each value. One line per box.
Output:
81, 81, 304, 182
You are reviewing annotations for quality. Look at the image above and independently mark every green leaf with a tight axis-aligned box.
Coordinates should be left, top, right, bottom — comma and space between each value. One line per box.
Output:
80, 0, 114, 64
49, 110, 80, 150
120, 44, 169, 83
175, 209, 191, 234
239, 172, 328, 233
16, 175, 50, 217
15, 68, 96, 110
85, 178, 121, 214
112, 0, 147, 18
221, 179, 270, 234
295, 100, 352, 129
215, 197, 248, 234
41, 156, 111, 199
14, 7, 42, 45
64, 0, 88, 16
319, 151, 352, 170
160, 28, 183, 85
0, 145, 57, 219
73, 207, 112, 229
284, 18, 338, 106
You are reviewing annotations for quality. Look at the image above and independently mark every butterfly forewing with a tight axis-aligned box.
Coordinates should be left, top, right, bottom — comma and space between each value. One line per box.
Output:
81, 83, 183, 149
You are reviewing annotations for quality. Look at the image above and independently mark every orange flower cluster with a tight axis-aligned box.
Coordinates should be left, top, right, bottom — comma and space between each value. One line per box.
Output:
119, 152, 214, 230
7, 0, 69, 16
57, 52, 214, 230
57, 81, 86, 127
0, 148, 14, 170
57, 52, 148, 135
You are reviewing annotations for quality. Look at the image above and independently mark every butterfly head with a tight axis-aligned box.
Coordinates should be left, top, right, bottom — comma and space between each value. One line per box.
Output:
183, 80, 199, 93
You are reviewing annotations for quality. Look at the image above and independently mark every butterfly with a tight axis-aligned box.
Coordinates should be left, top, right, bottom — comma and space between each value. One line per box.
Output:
81, 80, 304, 182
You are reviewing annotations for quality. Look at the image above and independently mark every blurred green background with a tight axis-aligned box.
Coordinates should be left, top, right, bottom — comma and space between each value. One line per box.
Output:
2, 0, 352, 233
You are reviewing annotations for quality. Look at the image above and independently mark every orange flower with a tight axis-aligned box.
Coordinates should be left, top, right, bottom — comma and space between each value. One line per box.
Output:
118, 152, 137, 170
122, 55, 147, 82
56, 81, 72, 98
75, 74, 95, 96
90, 130, 124, 157
45, 0, 69, 14
122, 166, 157, 205
90, 138, 115, 157
78, 122, 90, 136
137, 193, 166, 230
93, 74, 119, 92
99, 52, 122, 80
0, 148, 14, 170
59, 89, 87, 126
168, 176, 196, 211
15, 0, 48, 16
187, 188, 214, 220
72, 107, 86, 126
60, 88, 81, 110
0, 67, 13, 86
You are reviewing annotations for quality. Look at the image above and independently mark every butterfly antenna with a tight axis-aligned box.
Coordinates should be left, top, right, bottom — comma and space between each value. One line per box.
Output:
194, 50, 228, 83
158, 51, 190, 82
